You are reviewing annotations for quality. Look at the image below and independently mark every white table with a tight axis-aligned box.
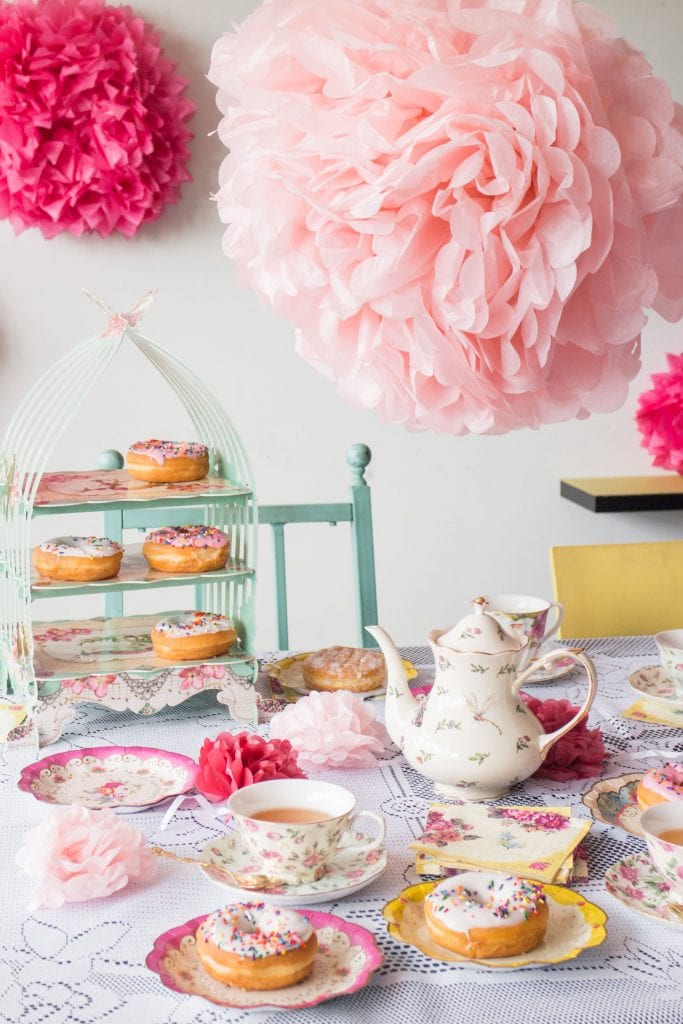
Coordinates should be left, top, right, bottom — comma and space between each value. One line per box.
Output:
1, 637, 682, 1024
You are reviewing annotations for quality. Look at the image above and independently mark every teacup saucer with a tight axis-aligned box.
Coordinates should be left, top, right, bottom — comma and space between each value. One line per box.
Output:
605, 853, 683, 927
523, 648, 577, 685
200, 830, 387, 906
628, 667, 683, 711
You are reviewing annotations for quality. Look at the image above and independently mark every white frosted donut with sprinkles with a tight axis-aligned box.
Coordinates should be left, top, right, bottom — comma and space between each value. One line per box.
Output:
126, 439, 209, 483
195, 902, 318, 990
142, 526, 230, 574
151, 611, 237, 661
32, 536, 123, 582
424, 872, 549, 959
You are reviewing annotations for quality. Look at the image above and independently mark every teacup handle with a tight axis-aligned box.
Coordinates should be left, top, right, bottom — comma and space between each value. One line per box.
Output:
338, 811, 386, 854
513, 647, 598, 759
540, 601, 564, 645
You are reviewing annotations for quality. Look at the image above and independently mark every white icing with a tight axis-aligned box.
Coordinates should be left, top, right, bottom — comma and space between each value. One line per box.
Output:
198, 903, 313, 960
426, 872, 546, 930
38, 536, 122, 558
154, 612, 235, 637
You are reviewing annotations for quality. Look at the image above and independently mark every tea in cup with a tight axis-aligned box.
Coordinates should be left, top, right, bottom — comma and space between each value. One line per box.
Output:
641, 802, 683, 907
226, 778, 386, 885
654, 630, 683, 697
485, 594, 564, 669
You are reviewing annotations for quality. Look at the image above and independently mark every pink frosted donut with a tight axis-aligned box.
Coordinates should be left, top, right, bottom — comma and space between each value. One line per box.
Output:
143, 526, 229, 573
126, 439, 209, 482
637, 763, 683, 810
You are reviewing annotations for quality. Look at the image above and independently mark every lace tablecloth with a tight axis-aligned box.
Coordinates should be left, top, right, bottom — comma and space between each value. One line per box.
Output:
2, 637, 682, 1024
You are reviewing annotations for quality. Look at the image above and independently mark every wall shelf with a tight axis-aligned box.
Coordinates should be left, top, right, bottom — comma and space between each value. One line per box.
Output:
560, 475, 683, 513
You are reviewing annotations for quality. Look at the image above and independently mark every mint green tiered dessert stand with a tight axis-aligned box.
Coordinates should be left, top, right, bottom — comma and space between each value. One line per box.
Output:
0, 291, 258, 746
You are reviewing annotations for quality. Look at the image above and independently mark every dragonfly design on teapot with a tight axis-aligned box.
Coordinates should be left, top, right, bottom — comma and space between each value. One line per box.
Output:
367, 597, 597, 801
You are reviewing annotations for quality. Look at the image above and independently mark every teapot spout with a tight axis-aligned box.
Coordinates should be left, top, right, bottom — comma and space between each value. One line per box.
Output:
365, 625, 418, 747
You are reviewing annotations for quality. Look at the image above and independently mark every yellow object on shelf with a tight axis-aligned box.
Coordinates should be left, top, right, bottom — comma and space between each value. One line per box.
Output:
550, 541, 683, 638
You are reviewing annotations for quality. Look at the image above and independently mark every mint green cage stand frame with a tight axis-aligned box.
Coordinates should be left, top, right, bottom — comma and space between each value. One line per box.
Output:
0, 292, 258, 743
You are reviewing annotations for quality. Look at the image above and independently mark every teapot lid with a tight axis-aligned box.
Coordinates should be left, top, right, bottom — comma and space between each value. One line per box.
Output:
437, 597, 526, 654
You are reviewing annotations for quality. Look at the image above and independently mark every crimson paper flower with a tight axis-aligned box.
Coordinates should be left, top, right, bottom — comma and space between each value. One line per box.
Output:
523, 695, 606, 781
0, 0, 195, 238
636, 354, 683, 473
195, 731, 307, 802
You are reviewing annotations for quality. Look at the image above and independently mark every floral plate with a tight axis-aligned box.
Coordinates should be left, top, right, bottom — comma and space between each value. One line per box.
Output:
146, 909, 383, 1009
264, 652, 417, 701
628, 666, 683, 711
582, 773, 643, 837
18, 745, 198, 811
605, 853, 683, 927
200, 830, 387, 906
523, 647, 577, 685
383, 880, 607, 968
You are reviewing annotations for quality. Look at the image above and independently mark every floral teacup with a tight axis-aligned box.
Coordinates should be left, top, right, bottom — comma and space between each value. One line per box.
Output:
655, 630, 683, 697
226, 779, 386, 885
485, 593, 564, 670
641, 802, 683, 906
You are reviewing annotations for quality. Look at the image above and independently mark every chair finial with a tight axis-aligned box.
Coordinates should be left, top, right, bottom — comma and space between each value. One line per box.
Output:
347, 443, 371, 484
96, 449, 124, 470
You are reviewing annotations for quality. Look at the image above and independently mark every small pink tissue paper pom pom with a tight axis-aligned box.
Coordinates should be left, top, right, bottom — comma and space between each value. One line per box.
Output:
16, 805, 156, 911
636, 353, 683, 473
269, 690, 389, 770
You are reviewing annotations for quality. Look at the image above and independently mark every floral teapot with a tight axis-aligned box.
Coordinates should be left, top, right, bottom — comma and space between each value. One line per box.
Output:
367, 598, 597, 800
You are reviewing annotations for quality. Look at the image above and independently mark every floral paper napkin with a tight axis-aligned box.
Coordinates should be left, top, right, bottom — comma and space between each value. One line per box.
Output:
622, 700, 683, 727
411, 802, 591, 883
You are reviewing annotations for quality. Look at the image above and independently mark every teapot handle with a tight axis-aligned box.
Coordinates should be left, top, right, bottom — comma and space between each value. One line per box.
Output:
512, 648, 598, 759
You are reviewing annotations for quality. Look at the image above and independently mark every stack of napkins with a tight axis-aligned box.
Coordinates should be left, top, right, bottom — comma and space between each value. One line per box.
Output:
412, 802, 591, 884
622, 701, 683, 728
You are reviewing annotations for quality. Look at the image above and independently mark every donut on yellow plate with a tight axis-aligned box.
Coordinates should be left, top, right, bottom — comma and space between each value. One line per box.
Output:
424, 872, 549, 959
32, 536, 123, 582
637, 763, 683, 810
142, 526, 229, 574
126, 440, 209, 483
151, 612, 237, 661
302, 646, 386, 693
196, 902, 318, 990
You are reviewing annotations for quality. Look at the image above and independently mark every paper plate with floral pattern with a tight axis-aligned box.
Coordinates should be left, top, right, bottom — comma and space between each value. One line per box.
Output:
383, 880, 607, 968
582, 773, 644, 837
146, 909, 383, 1009
264, 651, 417, 701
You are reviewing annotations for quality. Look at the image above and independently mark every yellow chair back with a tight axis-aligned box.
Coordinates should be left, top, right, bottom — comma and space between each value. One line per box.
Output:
550, 541, 683, 638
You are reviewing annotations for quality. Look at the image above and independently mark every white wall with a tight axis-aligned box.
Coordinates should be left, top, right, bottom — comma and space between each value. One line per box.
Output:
2, 0, 683, 651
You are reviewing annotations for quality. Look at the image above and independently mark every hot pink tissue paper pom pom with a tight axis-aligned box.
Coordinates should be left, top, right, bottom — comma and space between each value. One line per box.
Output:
0, 0, 195, 239
269, 690, 389, 770
636, 354, 683, 473
209, 0, 683, 436
16, 804, 156, 910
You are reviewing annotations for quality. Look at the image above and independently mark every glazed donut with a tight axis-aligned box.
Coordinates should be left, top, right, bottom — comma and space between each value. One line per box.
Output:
126, 440, 209, 483
424, 872, 549, 959
151, 612, 237, 661
637, 763, 683, 810
142, 526, 229, 574
196, 903, 318, 990
32, 536, 123, 582
302, 646, 386, 693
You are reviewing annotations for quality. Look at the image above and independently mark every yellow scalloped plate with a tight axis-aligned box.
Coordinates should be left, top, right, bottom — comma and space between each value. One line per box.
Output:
383, 880, 607, 969
264, 652, 418, 701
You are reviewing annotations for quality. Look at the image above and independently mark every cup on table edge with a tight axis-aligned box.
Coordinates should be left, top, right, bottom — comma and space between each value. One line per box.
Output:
654, 629, 683, 697
641, 802, 683, 908
226, 778, 386, 885
484, 593, 564, 670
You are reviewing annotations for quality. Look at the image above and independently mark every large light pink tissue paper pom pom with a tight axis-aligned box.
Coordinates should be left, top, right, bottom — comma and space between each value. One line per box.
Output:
0, 0, 195, 239
17, 804, 156, 910
636, 354, 683, 473
209, 0, 683, 435
269, 690, 389, 770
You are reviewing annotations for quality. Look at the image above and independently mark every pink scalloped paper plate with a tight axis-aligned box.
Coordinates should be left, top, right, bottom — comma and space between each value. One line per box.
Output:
18, 745, 198, 811
146, 909, 383, 1010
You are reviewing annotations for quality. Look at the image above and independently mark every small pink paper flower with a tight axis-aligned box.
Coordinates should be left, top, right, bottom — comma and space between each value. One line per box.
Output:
195, 732, 306, 802
636, 354, 683, 473
522, 695, 606, 781
16, 805, 155, 911
269, 690, 389, 770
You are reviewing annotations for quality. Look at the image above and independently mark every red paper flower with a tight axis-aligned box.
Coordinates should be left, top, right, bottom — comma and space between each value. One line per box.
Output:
195, 732, 307, 803
0, 0, 195, 239
522, 695, 606, 781
636, 354, 683, 473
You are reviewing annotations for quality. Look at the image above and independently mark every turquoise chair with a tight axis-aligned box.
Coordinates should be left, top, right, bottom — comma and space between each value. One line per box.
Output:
96, 443, 379, 649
